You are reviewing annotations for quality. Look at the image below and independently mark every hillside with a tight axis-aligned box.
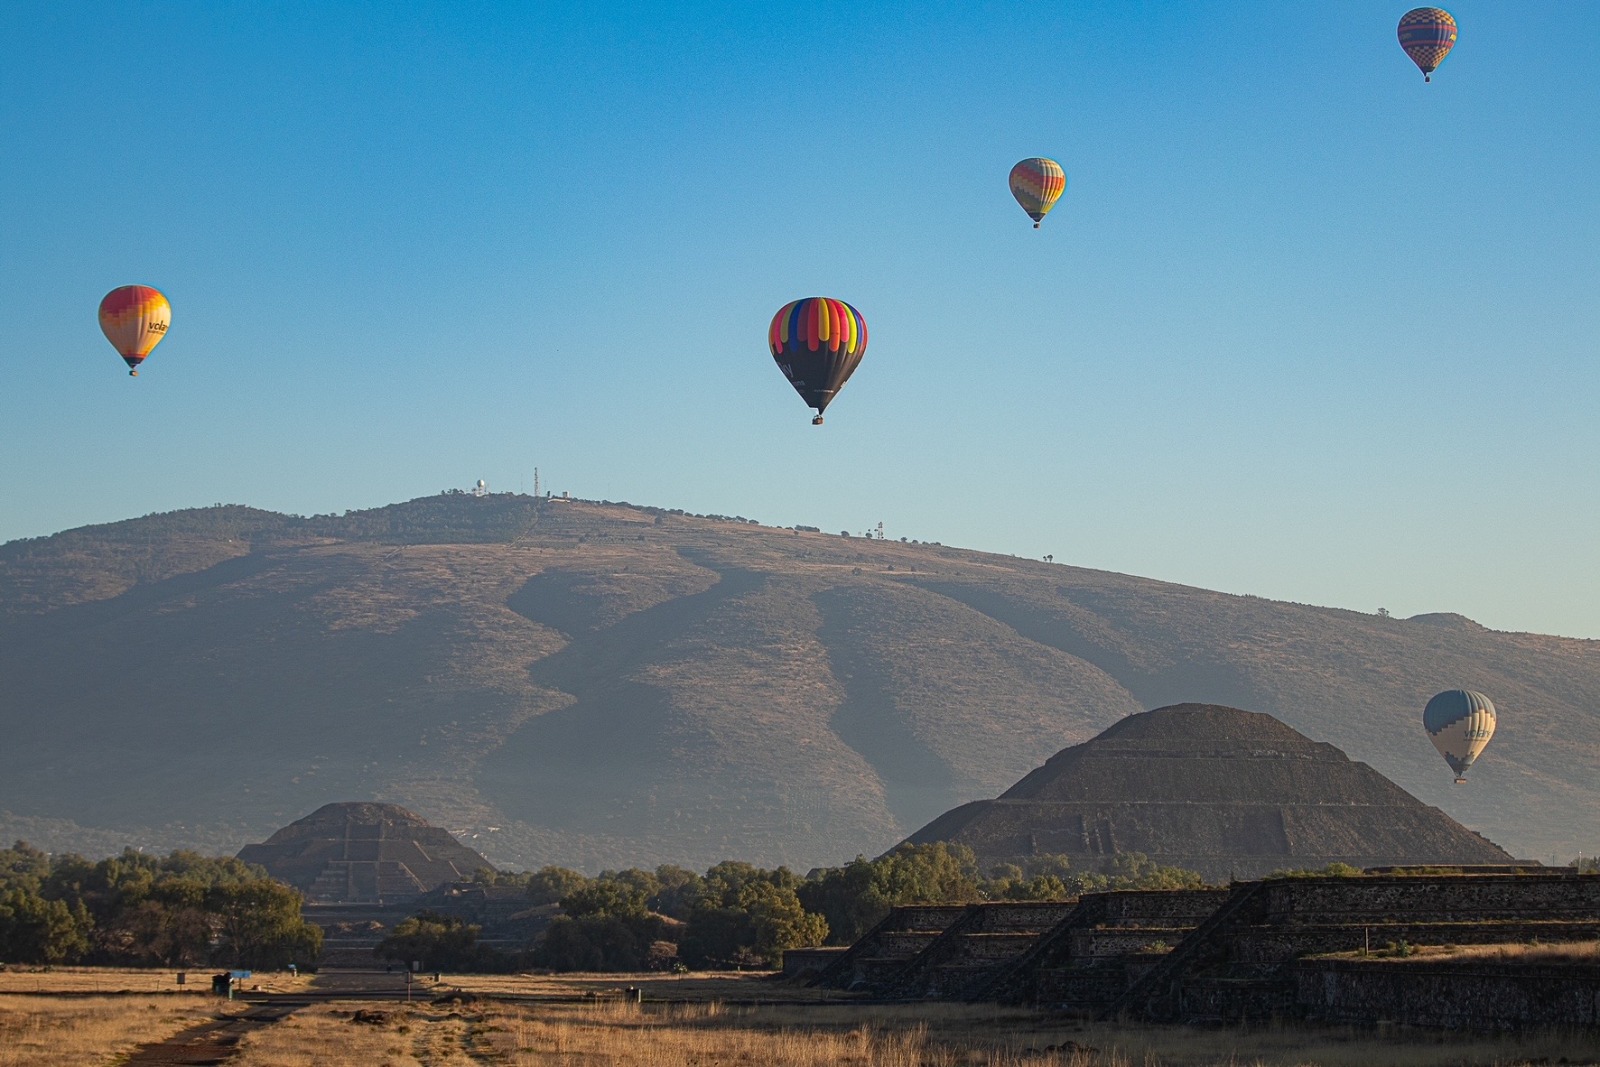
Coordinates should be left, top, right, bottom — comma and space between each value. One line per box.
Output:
1, 493, 1596, 871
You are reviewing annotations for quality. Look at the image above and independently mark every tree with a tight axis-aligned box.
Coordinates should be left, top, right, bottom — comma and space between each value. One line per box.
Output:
534, 914, 662, 971
525, 866, 590, 907
738, 881, 827, 965
0, 842, 51, 895
679, 881, 827, 968
796, 858, 885, 945
649, 865, 705, 919
560, 880, 648, 920
208, 882, 322, 969
0, 889, 91, 964
376, 912, 513, 972
871, 843, 981, 905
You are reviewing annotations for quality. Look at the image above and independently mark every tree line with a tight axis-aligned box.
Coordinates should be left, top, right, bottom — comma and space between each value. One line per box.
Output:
0, 841, 321, 969
0, 837, 1208, 974
378, 843, 1207, 973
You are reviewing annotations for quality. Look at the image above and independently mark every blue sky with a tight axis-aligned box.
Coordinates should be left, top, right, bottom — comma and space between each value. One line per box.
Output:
3, 1, 1597, 636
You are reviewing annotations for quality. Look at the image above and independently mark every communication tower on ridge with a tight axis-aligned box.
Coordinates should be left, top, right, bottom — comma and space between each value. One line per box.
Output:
473, 479, 488, 498
875, 522, 885, 541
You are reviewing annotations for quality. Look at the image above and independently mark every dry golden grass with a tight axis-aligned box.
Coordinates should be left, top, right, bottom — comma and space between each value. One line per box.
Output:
0, 994, 225, 1067
1331, 940, 1600, 965
444, 968, 845, 1002
0, 965, 312, 996
233, 1004, 499, 1067
4, 971, 1594, 1065
478, 1000, 1600, 1067
224, 990, 1600, 1067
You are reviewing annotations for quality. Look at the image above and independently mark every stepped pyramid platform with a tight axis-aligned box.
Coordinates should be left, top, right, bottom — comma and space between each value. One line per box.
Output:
976, 887, 1231, 1009
880, 901, 1079, 1000
1112, 869, 1600, 1024
810, 905, 971, 990
238, 802, 492, 904
904, 704, 1514, 881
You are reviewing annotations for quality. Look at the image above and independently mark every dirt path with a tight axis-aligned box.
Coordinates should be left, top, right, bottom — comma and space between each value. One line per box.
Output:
118, 970, 466, 1065
118, 1003, 301, 1066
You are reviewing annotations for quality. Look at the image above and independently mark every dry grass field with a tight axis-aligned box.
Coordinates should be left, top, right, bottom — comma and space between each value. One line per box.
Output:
0, 993, 226, 1067
225, 997, 1600, 1067
0, 965, 312, 996
1332, 940, 1600, 964
1, 966, 1595, 1066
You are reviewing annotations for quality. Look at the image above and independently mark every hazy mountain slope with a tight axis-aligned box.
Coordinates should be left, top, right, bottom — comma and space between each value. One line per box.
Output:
916, 574, 1600, 862
0, 494, 1594, 870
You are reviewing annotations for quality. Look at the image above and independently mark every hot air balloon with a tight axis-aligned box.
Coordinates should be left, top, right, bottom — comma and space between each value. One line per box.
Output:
1009, 158, 1067, 229
1423, 689, 1496, 783
768, 297, 867, 426
98, 285, 172, 376
1398, 8, 1457, 82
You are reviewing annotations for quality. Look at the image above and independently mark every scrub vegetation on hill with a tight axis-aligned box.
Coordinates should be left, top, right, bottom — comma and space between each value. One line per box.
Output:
2, 493, 1597, 870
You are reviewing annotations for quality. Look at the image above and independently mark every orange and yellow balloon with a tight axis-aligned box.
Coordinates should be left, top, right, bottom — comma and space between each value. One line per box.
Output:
98, 285, 171, 377
1009, 158, 1067, 229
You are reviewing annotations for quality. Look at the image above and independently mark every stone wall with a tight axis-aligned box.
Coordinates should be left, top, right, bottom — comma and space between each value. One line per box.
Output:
1292, 957, 1600, 1030
781, 946, 846, 979
1117, 873, 1600, 1027
976, 888, 1229, 1007
809, 904, 969, 989
1258, 874, 1600, 922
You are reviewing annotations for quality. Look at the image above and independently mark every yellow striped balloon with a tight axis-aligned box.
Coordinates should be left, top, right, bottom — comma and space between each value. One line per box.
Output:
1009, 157, 1067, 229
98, 285, 172, 377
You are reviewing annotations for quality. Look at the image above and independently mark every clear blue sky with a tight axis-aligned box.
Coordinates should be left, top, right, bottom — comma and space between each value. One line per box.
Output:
3, 1, 1596, 636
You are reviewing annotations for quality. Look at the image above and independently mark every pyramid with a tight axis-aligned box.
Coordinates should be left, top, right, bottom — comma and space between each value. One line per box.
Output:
902, 704, 1514, 880
238, 802, 492, 904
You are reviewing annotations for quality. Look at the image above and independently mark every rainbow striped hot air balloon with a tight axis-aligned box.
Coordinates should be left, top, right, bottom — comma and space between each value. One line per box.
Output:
1423, 689, 1496, 783
1009, 158, 1067, 229
768, 297, 867, 425
1398, 8, 1457, 83
98, 285, 172, 376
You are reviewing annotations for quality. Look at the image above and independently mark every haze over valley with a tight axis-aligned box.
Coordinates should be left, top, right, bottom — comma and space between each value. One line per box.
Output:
3, 492, 1594, 872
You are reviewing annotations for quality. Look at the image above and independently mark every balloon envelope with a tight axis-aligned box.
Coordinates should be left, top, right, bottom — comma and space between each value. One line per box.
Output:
1009, 158, 1067, 228
1422, 689, 1495, 781
99, 285, 172, 376
768, 297, 867, 424
1398, 8, 1457, 81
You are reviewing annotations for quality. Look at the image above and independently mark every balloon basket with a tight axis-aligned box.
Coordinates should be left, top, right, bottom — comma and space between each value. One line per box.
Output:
811, 415, 824, 426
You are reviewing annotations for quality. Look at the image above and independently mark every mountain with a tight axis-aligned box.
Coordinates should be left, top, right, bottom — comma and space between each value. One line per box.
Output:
903, 704, 1515, 880
1, 493, 1595, 871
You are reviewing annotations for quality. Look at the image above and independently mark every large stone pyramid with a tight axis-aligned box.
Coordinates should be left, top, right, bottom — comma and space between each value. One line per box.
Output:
903, 704, 1514, 880
238, 802, 492, 904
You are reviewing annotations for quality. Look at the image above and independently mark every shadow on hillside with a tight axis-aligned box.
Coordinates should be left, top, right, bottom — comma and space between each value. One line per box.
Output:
479, 554, 767, 833
0, 550, 280, 651
812, 587, 960, 833
913, 580, 1262, 714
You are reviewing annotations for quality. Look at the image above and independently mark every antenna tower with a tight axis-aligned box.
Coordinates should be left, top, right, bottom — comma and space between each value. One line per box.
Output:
534, 467, 540, 499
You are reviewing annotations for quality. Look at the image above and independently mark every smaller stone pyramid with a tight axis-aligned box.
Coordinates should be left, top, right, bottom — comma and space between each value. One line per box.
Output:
238, 802, 492, 903
902, 704, 1514, 880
